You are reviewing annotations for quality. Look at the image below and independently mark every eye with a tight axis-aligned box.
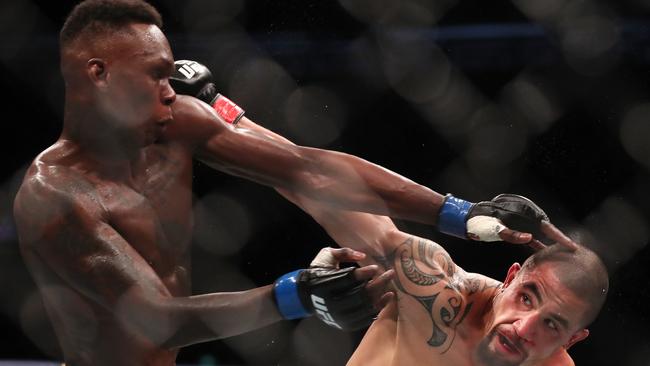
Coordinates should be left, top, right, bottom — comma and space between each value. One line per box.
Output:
545, 319, 558, 331
521, 293, 532, 307
154, 69, 167, 79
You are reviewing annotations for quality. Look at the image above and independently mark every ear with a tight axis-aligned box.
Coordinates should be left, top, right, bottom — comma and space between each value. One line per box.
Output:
565, 328, 589, 350
503, 262, 521, 288
87, 58, 108, 89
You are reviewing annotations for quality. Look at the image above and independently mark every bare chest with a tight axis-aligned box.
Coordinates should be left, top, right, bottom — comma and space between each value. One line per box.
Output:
98, 145, 194, 293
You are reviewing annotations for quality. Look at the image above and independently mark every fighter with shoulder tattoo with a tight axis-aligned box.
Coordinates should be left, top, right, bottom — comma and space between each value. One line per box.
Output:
13, 0, 595, 364
173, 60, 609, 366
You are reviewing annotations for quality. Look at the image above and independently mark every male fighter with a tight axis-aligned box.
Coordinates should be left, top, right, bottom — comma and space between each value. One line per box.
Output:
296, 204, 607, 366
13, 2, 394, 365
175, 61, 609, 365
13, 1, 575, 365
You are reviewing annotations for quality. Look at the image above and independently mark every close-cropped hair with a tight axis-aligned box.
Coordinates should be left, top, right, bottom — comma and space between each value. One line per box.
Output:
60, 0, 162, 49
521, 243, 609, 327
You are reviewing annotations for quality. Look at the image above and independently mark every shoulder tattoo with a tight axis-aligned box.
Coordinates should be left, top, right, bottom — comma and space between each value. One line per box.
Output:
375, 236, 499, 353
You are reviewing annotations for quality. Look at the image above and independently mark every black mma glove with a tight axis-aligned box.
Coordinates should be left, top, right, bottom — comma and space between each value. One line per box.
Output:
170, 60, 245, 125
437, 193, 550, 242
273, 252, 376, 331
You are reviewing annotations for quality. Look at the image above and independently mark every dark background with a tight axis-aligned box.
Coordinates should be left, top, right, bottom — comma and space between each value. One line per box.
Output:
1, 0, 650, 365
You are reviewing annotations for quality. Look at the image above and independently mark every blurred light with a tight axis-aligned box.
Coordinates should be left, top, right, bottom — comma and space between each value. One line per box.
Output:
0, 0, 39, 63
338, 0, 401, 25
512, 0, 566, 21
377, 32, 452, 104
500, 76, 562, 134
193, 192, 253, 257
182, 0, 244, 31
227, 57, 297, 129
560, 15, 620, 59
464, 107, 527, 165
620, 103, 650, 171
434, 161, 483, 199
284, 86, 347, 147
345, 35, 389, 91
384, 0, 438, 26
339, 0, 453, 26
200, 30, 259, 87
584, 197, 649, 270
419, 73, 482, 139
559, 14, 621, 75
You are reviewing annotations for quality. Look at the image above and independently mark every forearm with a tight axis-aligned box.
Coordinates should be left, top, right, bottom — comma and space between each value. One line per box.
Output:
238, 117, 445, 224
237, 118, 413, 257
197, 110, 445, 224
298, 148, 445, 224
126, 285, 281, 349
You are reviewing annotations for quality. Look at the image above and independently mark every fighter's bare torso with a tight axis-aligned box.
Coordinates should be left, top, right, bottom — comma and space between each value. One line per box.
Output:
16, 136, 194, 365
346, 235, 573, 366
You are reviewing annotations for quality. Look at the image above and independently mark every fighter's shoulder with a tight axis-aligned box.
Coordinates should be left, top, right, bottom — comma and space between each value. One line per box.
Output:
15, 158, 105, 237
457, 271, 502, 299
388, 234, 460, 278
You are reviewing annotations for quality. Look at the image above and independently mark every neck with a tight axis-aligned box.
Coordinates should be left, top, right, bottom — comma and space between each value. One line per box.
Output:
61, 97, 143, 182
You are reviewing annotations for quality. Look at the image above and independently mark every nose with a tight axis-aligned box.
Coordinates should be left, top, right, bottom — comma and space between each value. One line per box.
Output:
162, 79, 176, 106
513, 313, 539, 344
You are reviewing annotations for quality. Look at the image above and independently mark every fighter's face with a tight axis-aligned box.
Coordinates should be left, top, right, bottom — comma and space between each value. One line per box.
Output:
95, 23, 176, 147
475, 263, 589, 366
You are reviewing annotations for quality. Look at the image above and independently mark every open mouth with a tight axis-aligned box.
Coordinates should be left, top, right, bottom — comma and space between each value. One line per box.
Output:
497, 332, 522, 357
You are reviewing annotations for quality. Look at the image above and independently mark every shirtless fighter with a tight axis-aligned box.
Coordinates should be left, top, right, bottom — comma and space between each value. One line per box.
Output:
176, 61, 609, 366
13, 1, 579, 365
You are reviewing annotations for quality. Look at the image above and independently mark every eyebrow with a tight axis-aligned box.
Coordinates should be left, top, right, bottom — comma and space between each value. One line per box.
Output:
522, 282, 570, 330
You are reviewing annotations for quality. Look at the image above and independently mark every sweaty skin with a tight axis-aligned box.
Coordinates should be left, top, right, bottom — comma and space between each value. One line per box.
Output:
13, 23, 402, 365
15, 19, 576, 366
235, 119, 583, 366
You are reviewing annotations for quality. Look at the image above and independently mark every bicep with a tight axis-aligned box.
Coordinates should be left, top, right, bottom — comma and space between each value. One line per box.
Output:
19, 194, 169, 312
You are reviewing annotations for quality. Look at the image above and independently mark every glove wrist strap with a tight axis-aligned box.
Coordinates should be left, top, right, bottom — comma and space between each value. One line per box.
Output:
437, 194, 474, 239
273, 269, 311, 319
211, 94, 245, 125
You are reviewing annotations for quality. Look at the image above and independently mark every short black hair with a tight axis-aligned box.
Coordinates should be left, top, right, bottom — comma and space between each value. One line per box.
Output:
60, 0, 162, 49
520, 243, 609, 327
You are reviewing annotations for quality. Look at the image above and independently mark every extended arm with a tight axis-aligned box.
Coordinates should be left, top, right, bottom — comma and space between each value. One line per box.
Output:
170, 95, 443, 225
14, 179, 282, 348
169, 60, 579, 248
13, 176, 390, 348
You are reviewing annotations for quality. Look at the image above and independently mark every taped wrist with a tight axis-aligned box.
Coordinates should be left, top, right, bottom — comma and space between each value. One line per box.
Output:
210, 94, 245, 125
437, 194, 474, 239
469, 194, 549, 241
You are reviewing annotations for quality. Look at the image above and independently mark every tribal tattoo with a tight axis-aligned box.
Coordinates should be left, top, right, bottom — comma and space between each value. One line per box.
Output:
375, 236, 499, 353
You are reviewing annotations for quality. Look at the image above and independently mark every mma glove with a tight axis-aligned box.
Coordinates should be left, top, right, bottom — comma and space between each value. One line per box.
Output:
437, 193, 550, 242
273, 261, 376, 331
169, 60, 245, 125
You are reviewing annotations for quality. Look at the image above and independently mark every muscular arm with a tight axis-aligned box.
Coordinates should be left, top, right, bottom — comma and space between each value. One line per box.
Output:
171, 95, 445, 225
14, 176, 282, 349
232, 116, 405, 265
